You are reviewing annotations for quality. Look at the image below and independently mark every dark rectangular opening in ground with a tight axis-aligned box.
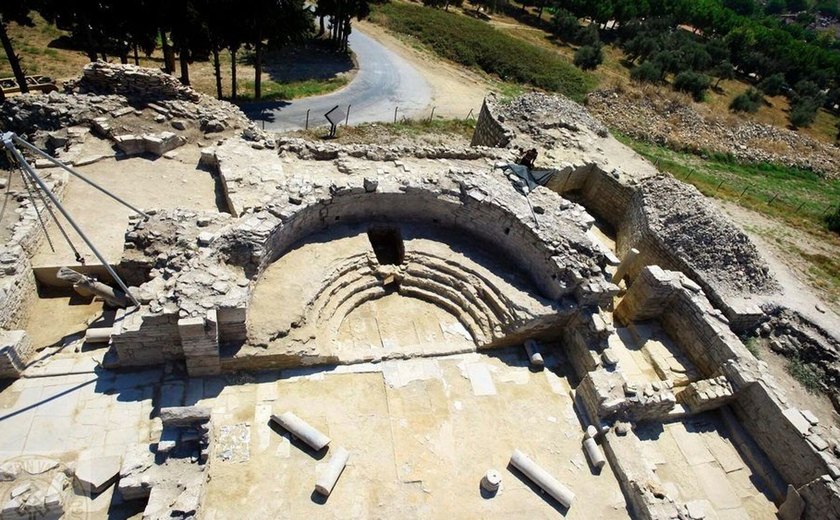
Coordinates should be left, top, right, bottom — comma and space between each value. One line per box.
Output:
367, 226, 405, 265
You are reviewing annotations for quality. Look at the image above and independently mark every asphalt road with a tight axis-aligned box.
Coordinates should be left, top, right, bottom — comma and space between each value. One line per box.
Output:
242, 28, 433, 131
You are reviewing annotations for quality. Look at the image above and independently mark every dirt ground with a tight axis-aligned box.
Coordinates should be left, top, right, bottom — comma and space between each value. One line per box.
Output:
32, 142, 219, 270
714, 200, 840, 427
713, 200, 840, 333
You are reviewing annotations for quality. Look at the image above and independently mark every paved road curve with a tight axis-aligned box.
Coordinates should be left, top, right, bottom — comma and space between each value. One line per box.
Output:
242, 28, 433, 131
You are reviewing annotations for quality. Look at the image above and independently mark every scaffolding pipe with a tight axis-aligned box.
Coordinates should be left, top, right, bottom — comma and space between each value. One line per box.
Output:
10, 134, 149, 219
2, 133, 140, 307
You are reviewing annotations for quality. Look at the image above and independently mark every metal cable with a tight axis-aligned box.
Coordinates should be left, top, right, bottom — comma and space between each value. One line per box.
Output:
18, 163, 56, 252
27, 168, 86, 264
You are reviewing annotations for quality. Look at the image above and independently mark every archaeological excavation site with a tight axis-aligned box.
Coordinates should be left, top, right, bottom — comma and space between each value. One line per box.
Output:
2, 63, 840, 519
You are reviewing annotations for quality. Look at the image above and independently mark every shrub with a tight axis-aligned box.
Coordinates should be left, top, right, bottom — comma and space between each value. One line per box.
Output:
630, 61, 663, 84
789, 97, 821, 128
551, 8, 579, 39
826, 204, 840, 234
575, 25, 600, 46
673, 71, 711, 101
758, 72, 786, 96
730, 88, 763, 113
574, 45, 603, 70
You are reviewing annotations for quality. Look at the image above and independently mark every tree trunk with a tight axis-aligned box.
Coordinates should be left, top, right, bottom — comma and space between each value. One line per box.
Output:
120, 53, 128, 64
230, 48, 238, 100
133, 44, 140, 65
80, 16, 98, 62
0, 21, 29, 93
343, 18, 351, 51
254, 41, 262, 100
319, 15, 325, 37
537, 4, 544, 18
179, 47, 190, 85
160, 28, 174, 74
212, 47, 223, 99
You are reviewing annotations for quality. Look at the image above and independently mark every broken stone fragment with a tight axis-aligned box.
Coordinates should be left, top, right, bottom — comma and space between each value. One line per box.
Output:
118, 444, 155, 500
74, 453, 122, 494
159, 406, 211, 427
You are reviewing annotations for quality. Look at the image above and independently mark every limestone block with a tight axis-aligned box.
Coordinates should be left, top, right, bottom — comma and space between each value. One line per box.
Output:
159, 406, 211, 427
75, 454, 122, 494
114, 134, 145, 156
118, 444, 155, 500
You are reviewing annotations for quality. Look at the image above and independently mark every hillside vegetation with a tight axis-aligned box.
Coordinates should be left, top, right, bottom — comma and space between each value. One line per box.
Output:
370, 2, 596, 101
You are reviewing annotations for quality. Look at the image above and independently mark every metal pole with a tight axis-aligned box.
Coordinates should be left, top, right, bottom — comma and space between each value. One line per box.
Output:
466, 108, 473, 120
428, 106, 436, 123
345, 105, 351, 126
394, 106, 398, 124
10, 134, 149, 219
2, 135, 140, 307
305, 109, 310, 130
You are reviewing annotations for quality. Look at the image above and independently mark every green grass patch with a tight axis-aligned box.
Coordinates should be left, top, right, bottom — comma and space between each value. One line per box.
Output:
236, 76, 349, 102
370, 2, 596, 102
744, 337, 761, 359
786, 356, 823, 394
613, 132, 840, 235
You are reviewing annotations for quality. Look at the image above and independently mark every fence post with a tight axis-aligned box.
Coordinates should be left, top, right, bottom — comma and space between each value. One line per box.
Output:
768, 193, 779, 205
305, 109, 310, 130
738, 186, 749, 199
795, 201, 806, 213
394, 106, 399, 124
466, 108, 474, 120
428, 106, 436, 123
686, 169, 693, 179
345, 105, 351, 126
715, 180, 724, 192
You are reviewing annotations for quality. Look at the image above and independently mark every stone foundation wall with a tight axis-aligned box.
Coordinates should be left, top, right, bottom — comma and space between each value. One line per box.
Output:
0, 169, 69, 332
111, 309, 182, 366
615, 266, 840, 517
470, 99, 512, 148
178, 311, 220, 376
547, 164, 635, 230
0, 247, 37, 331
0, 330, 32, 379
616, 265, 749, 377
679, 376, 734, 413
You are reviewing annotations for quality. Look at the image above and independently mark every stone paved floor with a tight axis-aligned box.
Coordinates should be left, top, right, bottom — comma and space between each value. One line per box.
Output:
636, 414, 778, 519
201, 351, 630, 519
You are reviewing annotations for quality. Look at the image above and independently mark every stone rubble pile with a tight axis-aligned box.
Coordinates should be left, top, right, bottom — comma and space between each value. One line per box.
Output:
636, 176, 779, 296
1, 62, 254, 145
747, 306, 840, 402
496, 92, 609, 139
69, 61, 200, 102
587, 88, 840, 179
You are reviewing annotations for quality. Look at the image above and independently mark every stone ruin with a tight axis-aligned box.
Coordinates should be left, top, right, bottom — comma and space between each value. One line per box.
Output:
1, 63, 840, 518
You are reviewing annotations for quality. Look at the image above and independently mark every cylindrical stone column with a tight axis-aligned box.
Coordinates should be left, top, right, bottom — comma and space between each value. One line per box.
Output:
271, 412, 331, 451
481, 469, 502, 493
524, 339, 544, 367
583, 437, 606, 470
509, 449, 575, 508
315, 447, 349, 496
85, 327, 113, 343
